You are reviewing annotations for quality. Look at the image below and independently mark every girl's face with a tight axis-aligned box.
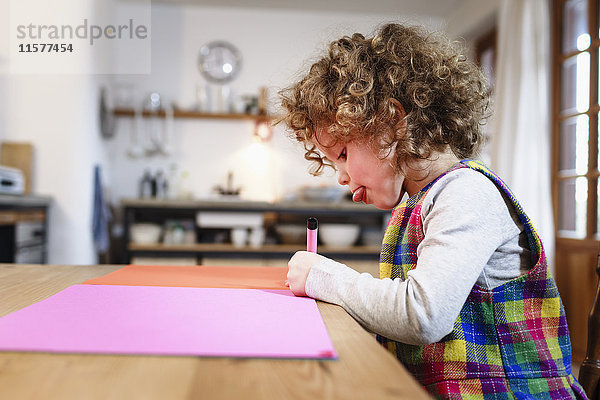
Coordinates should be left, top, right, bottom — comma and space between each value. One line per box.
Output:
314, 128, 408, 210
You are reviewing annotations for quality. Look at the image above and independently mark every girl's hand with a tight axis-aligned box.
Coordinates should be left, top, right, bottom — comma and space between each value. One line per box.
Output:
287, 251, 328, 297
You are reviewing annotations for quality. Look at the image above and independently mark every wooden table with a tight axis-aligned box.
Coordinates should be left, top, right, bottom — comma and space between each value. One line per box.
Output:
0, 264, 429, 399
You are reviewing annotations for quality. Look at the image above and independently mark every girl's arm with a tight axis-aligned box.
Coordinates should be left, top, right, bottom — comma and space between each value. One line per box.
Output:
297, 169, 524, 345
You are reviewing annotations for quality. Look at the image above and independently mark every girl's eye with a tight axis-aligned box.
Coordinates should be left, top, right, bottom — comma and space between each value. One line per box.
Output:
338, 148, 347, 160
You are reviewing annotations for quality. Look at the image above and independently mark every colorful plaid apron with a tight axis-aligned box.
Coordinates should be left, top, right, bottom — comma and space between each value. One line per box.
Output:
377, 160, 587, 399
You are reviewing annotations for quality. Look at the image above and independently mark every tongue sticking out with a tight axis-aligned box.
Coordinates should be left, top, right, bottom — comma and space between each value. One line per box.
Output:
352, 186, 366, 203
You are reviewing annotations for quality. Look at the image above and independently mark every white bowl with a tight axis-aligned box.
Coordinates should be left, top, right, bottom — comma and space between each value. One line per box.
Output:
130, 223, 162, 244
361, 227, 384, 246
319, 224, 360, 248
275, 224, 306, 244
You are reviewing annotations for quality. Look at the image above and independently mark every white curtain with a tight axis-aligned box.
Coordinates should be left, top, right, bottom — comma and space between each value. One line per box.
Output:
490, 0, 554, 271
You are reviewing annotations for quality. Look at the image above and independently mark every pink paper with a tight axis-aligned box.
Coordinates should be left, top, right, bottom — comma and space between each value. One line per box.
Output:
0, 285, 336, 359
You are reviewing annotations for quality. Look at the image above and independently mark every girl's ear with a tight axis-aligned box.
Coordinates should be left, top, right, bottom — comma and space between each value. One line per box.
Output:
389, 98, 407, 131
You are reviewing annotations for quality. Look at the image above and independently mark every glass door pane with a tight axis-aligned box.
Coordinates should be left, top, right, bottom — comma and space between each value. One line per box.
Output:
558, 177, 588, 237
480, 47, 495, 89
563, 0, 589, 53
560, 115, 589, 172
561, 53, 590, 113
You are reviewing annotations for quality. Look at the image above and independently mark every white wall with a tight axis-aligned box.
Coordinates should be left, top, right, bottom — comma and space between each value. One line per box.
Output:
0, 0, 112, 264
0, 0, 9, 141
103, 5, 445, 204
445, 0, 500, 41
1, 0, 502, 264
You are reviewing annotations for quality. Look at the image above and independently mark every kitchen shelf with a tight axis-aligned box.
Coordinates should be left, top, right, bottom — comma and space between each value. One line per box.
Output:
121, 198, 385, 213
113, 107, 274, 122
121, 198, 389, 263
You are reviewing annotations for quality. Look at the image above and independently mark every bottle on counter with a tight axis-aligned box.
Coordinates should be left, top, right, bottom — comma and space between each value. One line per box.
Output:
171, 221, 185, 244
178, 170, 193, 200
154, 169, 168, 199
139, 169, 154, 199
167, 163, 178, 199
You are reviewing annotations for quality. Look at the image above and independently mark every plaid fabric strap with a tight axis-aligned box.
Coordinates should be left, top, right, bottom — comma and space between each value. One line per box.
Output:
377, 160, 587, 399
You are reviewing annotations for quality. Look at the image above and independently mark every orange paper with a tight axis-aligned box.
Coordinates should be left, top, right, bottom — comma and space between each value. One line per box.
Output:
83, 265, 289, 290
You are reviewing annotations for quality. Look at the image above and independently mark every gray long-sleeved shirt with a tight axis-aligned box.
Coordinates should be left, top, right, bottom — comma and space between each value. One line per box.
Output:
305, 168, 532, 345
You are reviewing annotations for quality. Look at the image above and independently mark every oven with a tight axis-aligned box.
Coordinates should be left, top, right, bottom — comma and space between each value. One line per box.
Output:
0, 220, 46, 263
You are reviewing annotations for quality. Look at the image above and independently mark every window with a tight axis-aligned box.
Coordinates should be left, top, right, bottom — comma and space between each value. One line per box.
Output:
553, 0, 599, 241
552, 0, 599, 364
474, 28, 497, 165
475, 29, 497, 93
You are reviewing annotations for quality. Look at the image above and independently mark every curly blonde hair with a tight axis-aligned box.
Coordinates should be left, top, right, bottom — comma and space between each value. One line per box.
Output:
279, 23, 490, 175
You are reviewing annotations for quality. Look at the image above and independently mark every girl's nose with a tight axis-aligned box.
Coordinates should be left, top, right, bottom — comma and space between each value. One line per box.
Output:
337, 169, 350, 185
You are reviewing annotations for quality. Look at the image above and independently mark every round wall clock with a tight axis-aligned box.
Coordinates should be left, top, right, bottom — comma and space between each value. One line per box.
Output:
197, 41, 242, 84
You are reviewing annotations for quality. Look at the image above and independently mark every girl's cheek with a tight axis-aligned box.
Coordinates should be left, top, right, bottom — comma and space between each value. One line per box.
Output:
347, 163, 359, 180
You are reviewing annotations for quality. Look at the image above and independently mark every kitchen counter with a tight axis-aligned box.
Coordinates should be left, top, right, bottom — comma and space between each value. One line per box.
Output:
0, 264, 429, 400
0, 194, 52, 208
121, 197, 387, 213
0, 195, 50, 263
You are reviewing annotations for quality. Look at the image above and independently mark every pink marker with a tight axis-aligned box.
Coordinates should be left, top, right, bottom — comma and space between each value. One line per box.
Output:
307, 217, 318, 253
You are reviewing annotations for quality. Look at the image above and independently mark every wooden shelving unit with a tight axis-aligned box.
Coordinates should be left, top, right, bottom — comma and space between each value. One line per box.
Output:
121, 198, 389, 263
0, 195, 51, 263
113, 107, 274, 122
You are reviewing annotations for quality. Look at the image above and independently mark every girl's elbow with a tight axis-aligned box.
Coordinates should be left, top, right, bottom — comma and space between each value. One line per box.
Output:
413, 318, 455, 345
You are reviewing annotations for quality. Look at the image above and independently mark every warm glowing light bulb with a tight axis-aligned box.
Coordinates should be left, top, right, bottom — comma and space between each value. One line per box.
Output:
253, 121, 273, 142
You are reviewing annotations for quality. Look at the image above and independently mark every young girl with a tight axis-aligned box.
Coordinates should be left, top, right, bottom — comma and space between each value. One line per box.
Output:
280, 23, 586, 399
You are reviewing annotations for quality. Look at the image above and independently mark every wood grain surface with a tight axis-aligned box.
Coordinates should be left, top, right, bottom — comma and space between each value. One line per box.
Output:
0, 264, 429, 400
0, 142, 33, 194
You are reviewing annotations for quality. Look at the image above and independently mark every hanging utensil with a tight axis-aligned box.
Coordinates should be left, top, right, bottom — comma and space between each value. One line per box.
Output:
160, 106, 175, 156
127, 107, 144, 158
